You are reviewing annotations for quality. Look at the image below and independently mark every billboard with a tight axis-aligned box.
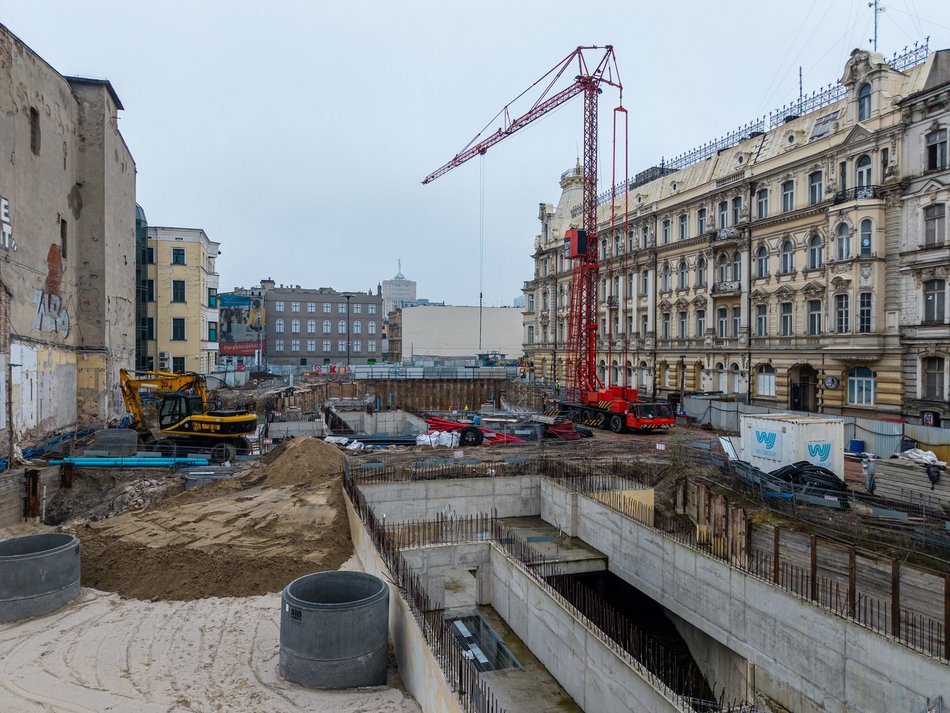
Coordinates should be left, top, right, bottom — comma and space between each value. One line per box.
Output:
219, 293, 265, 357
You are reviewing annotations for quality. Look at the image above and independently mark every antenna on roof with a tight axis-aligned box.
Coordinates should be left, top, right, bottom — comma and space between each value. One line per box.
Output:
868, 0, 884, 51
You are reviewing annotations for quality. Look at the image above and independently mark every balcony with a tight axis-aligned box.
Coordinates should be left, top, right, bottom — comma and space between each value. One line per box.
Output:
606, 295, 619, 308
711, 280, 742, 296
713, 227, 741, 244
833, 185, 881, 204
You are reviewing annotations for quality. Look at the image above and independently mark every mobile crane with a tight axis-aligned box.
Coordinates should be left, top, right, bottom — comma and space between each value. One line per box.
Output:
423, 46, 674, 434
119, 369, 257, 461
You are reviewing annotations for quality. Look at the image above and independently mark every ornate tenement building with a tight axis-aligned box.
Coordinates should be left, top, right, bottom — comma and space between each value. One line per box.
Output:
524, 47, 950, 423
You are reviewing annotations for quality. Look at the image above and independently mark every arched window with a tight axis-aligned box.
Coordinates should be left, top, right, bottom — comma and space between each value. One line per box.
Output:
757, 364, 776, 396
662, 264, 671, 292
755, 246, 768, 278
732, 252, 741, 281
781, 240, 794, 273
808, 235, 823, 269
625, 360, 634, 387
717, 254, 729, 282
848, 367, 875, 405
858, 83, 871, 121
338, 320, 347, 333
859, 219, 872, 257
715, 361, 727, 392
678, 260, 688, 289
611, 360, 619, 385
291, 319, 300, 334
730, 362, 741, 393
639, 361, 649, 389
836, 223, 852, 261
307, 319, 316, 333
856, 154, 872, 190
597, 360, 606, 383
696, 257, 707, 287
275, 319, 284, 334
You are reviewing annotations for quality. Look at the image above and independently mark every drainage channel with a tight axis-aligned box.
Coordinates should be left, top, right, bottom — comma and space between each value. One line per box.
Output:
546, 570, 717, 706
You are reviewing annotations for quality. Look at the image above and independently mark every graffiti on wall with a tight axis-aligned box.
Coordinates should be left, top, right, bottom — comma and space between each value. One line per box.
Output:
1, 194, 16, 251
33, 244, 69, 337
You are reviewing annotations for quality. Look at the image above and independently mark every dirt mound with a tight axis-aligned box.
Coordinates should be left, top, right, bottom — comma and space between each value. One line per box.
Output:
263, 436, 345, 487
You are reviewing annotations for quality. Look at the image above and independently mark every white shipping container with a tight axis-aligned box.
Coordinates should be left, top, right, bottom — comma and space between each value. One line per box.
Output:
739, 413, 845, 480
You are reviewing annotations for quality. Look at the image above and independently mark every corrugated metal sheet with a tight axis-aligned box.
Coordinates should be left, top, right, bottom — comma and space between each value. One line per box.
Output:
846, 416, 902, 457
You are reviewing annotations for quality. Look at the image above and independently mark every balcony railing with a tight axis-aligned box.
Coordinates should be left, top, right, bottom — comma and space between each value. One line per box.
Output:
715, 227, 741, 241
833, 185, 881, 204
606, 295, 619, 308
711, 280, 742, 295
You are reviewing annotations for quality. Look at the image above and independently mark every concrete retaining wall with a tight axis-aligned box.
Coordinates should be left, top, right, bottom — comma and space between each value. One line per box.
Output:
490, 546, 688, 713
344, 495, 463, 713
402, 543, 492, 607
359, 475, 539, 522
574, 494, 949, 713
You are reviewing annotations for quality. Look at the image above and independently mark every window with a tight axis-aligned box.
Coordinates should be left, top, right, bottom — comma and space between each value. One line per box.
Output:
881, 147, 890, 178
859, 292, 872, 333
289, 301, 298, 313
307, 302, 316, 313
146, 247, 154, 264
614, 234, 622, 256
307, 339, 316, 352
353, 303, 362, 314
368, 340, 376, 353
756, 189, 769, 219
600, 239, 607, 260
859, 219, 872, 257
172, 356, 185, 373
662, 219, 671, 244
172, 318, 185, 341
922, 356, 945, 399
640, 314, 648, 336
717, 254, 729, 283
924, 204, 946, 246
732, 306, 741, 337
858, 83, 871, 121
641, 270, 649, 295
732, 197, 742, 224
368, 304, 377, 315
781, 180, 794, 212
208, 288, 217, 308
287, 319, 298, 333
732, 252, 741, 281
641, 225, 649, 248
306, 319, 316, 333
926, 129, 948, 171
678, 311, 687, 339
145, 317, 154, 341
322, 320, 331, 334
323, 339, 331, 352
678, 213, 687, 240
835, 294, 849, 333
924, 279, 946, 323
696, 309, 705, 336
719, 201, 729, 228
353, 320, 362, 334
717, 307, 728, 338
836, 223, 851, 261
275, 301, 284, 312
678, 261, 688, 289
29, 106, 40, 155
856, 154, 872, 190
368, 321, 377, 335
208, 321, 218, 341
527, 326, 535, 344
780, 302, 793, 336
291, 339, 300, 352
696, 258, 706, 287
808, 171, 823, 205
809, 110, 839, 141
337, 340, 347, 352
338, 320, 347, 333
146, 279, 154, 302
807, 299, 822, 335
808, 235, 823, 269
661, 265, 670, 292
275, 319, 285, 334
781, 240, 794, 273
322, 303, 331, 313
698, 208, 707, 234
172, 280, 185, 302
275, 339, 285, 352
757, 365, 776, 396
338, 303, 346, 314
755, 304, 768, 336
172, 248, 186, 265
661, 313, 670, 340
848, 367, 875, 405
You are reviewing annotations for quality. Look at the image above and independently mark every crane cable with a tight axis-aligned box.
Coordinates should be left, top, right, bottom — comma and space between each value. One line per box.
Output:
479, 154, 485, 352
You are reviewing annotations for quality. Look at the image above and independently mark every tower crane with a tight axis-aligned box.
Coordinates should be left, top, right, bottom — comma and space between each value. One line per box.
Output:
424, 46, 675, 434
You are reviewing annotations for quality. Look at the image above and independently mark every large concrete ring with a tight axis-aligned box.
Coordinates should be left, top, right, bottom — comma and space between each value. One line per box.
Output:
0, 533, 81, 624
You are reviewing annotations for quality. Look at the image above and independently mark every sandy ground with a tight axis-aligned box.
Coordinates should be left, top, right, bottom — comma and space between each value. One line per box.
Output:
0, 586, 420, 713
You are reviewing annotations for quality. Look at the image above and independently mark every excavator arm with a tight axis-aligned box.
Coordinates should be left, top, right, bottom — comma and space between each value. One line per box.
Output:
119, 369, 208, 429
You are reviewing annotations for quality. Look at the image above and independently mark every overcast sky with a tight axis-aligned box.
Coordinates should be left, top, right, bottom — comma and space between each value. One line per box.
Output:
2, 1, 948, 306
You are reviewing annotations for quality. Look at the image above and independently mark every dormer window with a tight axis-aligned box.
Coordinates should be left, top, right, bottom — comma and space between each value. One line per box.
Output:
858, 83, 871, 121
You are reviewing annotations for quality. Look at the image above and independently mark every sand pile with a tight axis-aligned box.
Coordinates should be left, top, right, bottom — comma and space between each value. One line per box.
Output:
70, 436, 353, 601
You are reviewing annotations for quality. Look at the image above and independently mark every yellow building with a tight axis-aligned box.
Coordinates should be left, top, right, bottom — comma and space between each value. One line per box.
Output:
144, 227, 220, 374
524, 46, 945, 420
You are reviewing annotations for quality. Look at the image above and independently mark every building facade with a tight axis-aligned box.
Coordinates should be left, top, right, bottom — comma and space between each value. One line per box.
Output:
142, 227, 220, 374
239, 280, 383, 367
381, 262, 416, 318
389, 305, 523, 364
0, 23, 136, 448
524, 46, 948, 422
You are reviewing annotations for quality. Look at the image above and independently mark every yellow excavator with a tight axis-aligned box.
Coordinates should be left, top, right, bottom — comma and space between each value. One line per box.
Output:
119, 369, 257, 462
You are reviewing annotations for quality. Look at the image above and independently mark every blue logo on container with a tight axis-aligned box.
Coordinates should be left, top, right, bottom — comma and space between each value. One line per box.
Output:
807, 443, 832, 461
755, 431, 777, 449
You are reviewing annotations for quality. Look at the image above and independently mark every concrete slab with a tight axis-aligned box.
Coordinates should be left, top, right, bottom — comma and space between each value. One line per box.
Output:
498, 516, 607, 572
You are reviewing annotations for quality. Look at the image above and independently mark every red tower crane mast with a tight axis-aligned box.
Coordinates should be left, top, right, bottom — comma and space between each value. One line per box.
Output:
423, 46, 621, 398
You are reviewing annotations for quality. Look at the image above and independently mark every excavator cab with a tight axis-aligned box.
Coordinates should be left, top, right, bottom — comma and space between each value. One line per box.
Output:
158, 394, 204, 430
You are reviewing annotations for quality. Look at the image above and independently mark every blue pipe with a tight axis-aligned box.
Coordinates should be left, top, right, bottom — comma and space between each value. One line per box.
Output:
48, 457, 210, 467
